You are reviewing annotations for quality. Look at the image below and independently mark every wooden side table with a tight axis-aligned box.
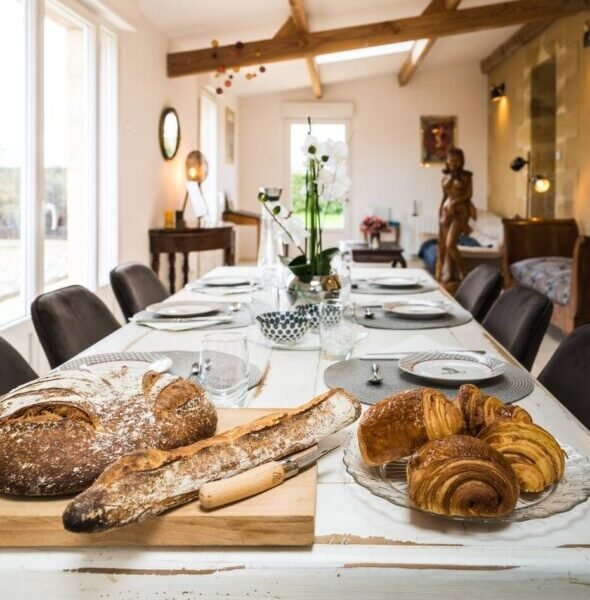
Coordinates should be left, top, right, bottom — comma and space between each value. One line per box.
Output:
222, 209, 261, 250
149, 226, 235, 293
348, 241, 407, 268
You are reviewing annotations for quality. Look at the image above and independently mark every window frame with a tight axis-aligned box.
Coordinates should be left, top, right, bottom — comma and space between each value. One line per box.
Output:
284, 117, 351, 236
0, 0, 118, 330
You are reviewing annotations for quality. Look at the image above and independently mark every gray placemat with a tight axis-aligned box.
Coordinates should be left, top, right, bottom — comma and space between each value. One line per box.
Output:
352, 281, 439, 295
324, 358, 534, 405
161, 350, 262, 389
359, 307, 473, 330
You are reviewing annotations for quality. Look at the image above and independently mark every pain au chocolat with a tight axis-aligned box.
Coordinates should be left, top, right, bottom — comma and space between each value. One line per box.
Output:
357, 388, 465, 466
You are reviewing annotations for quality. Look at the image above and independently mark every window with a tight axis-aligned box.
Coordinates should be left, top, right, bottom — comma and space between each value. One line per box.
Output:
0, 0, 118, 327
200, 94, 218, 223
0, 0, 26, 323
289, 121, 348, 230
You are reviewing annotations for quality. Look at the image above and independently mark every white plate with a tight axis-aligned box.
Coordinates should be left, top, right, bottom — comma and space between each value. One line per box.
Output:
199, 276, 251, 287
383, 301, 450, 319
146, 301, 219, 317
369, 276, 421, 289
398, 351, 507, 383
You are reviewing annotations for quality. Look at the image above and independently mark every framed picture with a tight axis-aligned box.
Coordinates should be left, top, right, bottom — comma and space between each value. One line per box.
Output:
225, 107, 236, 164
420, 115, 457, 166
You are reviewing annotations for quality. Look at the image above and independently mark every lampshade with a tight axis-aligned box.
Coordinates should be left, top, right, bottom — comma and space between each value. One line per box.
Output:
490, 83, 506, 102
532, 175, 551, 194
185, 150, 208, 183
510, 156, 528, 172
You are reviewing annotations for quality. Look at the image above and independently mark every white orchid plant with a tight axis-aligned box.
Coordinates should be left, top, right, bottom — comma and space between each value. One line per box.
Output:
258, 118, 351, 283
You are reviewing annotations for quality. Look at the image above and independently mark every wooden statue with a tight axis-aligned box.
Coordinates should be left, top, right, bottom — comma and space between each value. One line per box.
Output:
435, 148, 476, 289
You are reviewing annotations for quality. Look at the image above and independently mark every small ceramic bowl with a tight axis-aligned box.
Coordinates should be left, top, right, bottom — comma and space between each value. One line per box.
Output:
256, 311, 311, 345
295, 304, 320, 329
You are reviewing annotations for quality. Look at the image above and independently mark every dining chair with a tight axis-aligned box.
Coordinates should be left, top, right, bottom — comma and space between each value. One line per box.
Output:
0, 337, 38, 396
482, 285, 553, 371
110, 261, 170, 321
538, 324, 590, 429
31, 285, 121, 368
454, 264, 503, 323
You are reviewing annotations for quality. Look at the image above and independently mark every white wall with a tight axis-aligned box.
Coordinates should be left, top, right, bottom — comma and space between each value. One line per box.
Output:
237, 65, 488, 260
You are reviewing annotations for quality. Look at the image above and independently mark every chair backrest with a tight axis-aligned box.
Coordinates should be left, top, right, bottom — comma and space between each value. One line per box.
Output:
0, 337, 38, 396
539, 324, 590, 429
454, 264, 503, 323
31, 285, 120, 368
482, 285, 553, 371
110, 261, 169, 321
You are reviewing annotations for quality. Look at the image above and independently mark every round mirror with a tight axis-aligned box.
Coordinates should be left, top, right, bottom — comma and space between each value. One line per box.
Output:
159, 108, 180, 160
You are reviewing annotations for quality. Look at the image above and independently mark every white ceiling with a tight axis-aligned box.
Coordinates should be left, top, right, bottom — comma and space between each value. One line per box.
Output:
138, 0, 521, 96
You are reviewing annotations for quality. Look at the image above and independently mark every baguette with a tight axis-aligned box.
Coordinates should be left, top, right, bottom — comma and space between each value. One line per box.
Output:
63, 388, 361, 533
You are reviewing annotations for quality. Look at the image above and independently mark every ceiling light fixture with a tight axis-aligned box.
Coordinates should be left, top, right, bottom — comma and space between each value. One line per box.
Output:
315, 41, 414, 65
490, 83, 506, 102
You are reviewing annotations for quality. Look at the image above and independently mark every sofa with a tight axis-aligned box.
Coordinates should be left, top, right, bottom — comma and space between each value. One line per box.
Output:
502, 218, 590, 334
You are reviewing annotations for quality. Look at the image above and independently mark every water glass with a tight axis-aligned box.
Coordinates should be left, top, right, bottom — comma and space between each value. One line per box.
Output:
319, 300, 357, 361
199, 332, 250, 408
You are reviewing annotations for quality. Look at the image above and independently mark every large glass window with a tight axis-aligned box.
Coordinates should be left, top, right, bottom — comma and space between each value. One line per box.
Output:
0, 0, 26, 322
44, 5, 92, 291
0, 0, 118, 328
289, 121, 348, 230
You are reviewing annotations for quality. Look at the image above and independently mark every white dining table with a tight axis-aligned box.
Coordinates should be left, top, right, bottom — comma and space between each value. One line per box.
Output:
2, 266, 589, 599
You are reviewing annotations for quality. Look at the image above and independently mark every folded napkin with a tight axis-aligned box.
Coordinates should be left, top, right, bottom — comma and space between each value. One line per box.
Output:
136, 320, 227, 332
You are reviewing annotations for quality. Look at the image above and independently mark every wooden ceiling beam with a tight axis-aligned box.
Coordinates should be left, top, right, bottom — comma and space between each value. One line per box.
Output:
168, 0, 590, 78
288, 0, 323, 99
480, 19, 554, 73
397, 0, 462, 87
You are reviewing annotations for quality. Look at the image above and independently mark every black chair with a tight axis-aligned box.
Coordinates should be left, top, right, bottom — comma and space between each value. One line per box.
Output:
454, 264, 503, 323
0, 337, 38, 396
110, 261, 169, 321
539, 324, 590, 429
482, 285, 553, 371
31, 285, 120, 368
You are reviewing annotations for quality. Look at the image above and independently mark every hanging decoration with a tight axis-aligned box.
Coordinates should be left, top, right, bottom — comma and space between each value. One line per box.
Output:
209, 39, 267, 94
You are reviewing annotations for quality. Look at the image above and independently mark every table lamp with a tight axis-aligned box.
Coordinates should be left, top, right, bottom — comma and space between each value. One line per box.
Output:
177, 150, 209, 228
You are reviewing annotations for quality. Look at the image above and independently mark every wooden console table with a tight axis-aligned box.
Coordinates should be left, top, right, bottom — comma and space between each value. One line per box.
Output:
149, 226, 235, 293
222, 209, 261, 250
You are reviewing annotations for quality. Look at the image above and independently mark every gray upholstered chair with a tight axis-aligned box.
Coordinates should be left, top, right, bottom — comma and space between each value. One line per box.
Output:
31, 285, 120, 368
0, 337, 38, 396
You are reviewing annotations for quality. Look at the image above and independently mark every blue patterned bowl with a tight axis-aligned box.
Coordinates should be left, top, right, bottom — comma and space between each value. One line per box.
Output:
295, 304, 321, 329
256, 311, 311, 345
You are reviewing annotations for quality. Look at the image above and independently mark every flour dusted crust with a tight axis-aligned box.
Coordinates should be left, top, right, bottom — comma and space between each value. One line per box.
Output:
63, 388, 361, 533
0, 365, 217, 496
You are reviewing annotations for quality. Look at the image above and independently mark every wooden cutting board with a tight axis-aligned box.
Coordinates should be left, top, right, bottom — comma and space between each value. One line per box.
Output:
0, 409, 316, 547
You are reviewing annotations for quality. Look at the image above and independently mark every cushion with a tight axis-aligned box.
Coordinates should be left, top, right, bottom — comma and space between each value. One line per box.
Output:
510, 257, 572, 306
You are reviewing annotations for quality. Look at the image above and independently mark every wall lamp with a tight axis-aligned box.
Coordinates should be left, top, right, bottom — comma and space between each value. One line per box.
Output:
177, 150, 209, 228
510, 153, 551, 217
490, 83, 506, 102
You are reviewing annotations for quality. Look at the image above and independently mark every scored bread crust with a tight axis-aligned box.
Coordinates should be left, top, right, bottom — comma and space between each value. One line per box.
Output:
0, 365, 217, 496
63, 388, 361, 534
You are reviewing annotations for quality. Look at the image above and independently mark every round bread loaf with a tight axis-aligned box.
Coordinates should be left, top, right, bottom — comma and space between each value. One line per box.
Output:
0, 365, 217, 495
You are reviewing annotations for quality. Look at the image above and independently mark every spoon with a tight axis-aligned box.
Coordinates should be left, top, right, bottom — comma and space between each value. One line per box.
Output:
228, 302, 242, 313
367, 362, 383, 385
364, 307, 376, 319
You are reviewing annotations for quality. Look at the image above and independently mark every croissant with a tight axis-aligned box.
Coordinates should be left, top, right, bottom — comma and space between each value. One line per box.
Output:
454, 384, 532, 435
357, 388, 464, 466
478, 422, 565, 493
407, 435, 519, 518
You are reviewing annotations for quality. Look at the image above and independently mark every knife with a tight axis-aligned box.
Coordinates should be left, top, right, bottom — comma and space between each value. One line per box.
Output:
199, 441, 340, 510
131, 316, 234, 324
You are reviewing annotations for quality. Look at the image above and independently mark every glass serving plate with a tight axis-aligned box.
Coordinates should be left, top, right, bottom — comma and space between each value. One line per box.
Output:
343, 434, 590, 523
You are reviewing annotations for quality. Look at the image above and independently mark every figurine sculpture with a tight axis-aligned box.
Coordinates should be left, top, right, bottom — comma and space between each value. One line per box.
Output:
435, 148, 476, 289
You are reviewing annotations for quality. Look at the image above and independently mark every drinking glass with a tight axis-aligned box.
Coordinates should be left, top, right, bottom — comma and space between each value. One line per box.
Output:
199, 332, 250, 408
319, 300, 358, 361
